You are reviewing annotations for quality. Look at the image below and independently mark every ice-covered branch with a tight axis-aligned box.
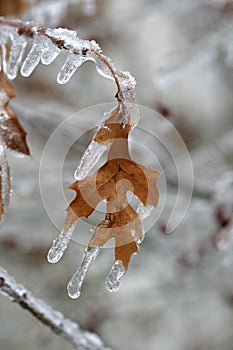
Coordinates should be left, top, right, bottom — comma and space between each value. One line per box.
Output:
0, 267, 111, 350
0, 17, 136, 104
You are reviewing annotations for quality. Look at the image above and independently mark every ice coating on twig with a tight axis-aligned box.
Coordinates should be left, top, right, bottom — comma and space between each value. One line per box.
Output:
0, 267, 110, 350
118, 71, 139, 126
7, 33, 27, 80
92, 55, 115, 81
47, 224, 76, 263
67, 247, 100, 299
75, 140, 107, 180
46, 27, 101, 53
57, 53, 85, 84
105, 260, 126, 293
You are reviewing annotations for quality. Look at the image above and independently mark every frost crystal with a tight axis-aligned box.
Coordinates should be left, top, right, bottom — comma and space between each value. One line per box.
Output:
67, 247, 100, 299
46, 28, 101, 54
57, 53, 84, 84
7, 33, 27, 80
75, 140, 107, 180
137, 203, 154, 219
47, 225, 76, 263
105, 260, 126, 293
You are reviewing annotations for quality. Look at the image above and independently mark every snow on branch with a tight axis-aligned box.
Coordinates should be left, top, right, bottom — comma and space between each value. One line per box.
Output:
0, 267, 111, 350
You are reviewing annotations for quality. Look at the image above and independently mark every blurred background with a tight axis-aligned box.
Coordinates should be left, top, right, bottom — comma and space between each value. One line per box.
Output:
0, 0, 233, 349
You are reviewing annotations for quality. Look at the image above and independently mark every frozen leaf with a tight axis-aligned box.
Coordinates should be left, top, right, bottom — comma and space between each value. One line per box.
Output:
56, 107, 160, 297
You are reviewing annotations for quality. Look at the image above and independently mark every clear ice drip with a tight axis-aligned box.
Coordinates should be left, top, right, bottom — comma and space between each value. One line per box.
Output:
47, 225, 76, 264
7, 33, 27, 80
75, 140, 107, 180
40, 37, 60, 65
57, 53, 84, 84
67, 247, 100, 299
105, 260, 126, 293
21, 35, 60, 77
20, 35, 43, 77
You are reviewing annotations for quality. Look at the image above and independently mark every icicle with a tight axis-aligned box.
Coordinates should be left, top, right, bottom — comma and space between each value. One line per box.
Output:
41, 37, 60, 65
57, 53, 84, 84
47, 225, 76, 264
20, 35, 43, 77
92, 55, 115, 81
105, 260, 126, 293
7, 33, 27, 80
67, 247, 100, 299
75, 140, 107, 180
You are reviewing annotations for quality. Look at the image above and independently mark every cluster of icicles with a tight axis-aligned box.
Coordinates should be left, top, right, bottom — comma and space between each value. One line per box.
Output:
0, 20, 150, 298
0, 20, 136, 102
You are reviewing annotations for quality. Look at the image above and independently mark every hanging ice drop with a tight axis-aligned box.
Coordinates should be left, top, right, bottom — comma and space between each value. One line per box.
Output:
21, 36, 43, 77
47, 225, 76, 264
57, 53, 84, 84
105, 260, 126, 293
41, 37, 60, 65
7, 33, 27, 79
67, 247, 100, 299
75, 140, 107, 180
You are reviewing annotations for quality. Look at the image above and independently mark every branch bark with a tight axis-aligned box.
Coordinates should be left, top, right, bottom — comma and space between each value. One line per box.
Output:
0, 267, 111, 350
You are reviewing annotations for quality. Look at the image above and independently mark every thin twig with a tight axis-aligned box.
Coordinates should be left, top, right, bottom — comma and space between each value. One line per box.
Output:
0, 267, 111, 350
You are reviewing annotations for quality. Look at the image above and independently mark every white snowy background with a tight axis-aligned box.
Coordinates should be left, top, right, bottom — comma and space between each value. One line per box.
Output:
1, 0, 233, 349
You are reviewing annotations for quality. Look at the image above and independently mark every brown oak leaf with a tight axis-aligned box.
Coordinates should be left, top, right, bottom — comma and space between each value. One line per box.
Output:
65, 107, 160, 270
